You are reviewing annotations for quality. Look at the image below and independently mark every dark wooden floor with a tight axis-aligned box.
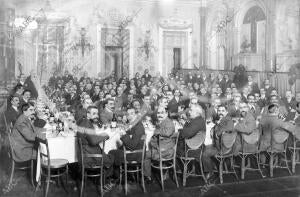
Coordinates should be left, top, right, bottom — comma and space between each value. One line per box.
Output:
1, 160, 299, 197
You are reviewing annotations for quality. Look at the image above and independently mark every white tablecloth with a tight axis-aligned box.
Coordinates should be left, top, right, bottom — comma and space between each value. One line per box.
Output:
36, 132, 77, 181
36, 127, 125, 181
96, 127, 123, 154
205, 122, 215, 145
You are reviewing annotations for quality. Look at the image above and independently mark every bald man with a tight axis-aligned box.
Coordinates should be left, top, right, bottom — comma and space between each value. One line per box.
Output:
177, 104, 206, 157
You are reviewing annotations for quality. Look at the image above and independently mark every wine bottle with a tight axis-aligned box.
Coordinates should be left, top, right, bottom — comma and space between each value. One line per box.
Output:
111, 113, 117, 128
56, 118, 64, 132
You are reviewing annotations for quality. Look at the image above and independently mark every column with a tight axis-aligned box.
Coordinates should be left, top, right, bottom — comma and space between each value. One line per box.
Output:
266, 1, 276, 72
199, 7, 207, 68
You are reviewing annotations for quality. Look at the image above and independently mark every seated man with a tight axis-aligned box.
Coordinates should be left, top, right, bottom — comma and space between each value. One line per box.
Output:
260, 104, 299, 165
145, 106, 176, 180
99, 98, 115, 125
11, 102, 44, 162
19, 89, 31, 111
77, 106, 114, 169
234, 102, 257, 154
260, 104, 296, 152
149, 106, 176, 161
177, 104, 206, 158
109, 107, 145, 167
75, 98, 93, 125
202, 104, 235, 179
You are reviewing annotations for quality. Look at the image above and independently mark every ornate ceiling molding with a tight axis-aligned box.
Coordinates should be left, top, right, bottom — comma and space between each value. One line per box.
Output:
158, 17, 192, 29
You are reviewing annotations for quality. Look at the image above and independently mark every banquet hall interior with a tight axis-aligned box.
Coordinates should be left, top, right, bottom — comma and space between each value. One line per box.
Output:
0, 0, 300, 196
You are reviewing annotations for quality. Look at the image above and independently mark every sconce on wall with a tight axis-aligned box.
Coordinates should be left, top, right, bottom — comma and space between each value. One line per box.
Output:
72, 28, 94, 57
137, 30, 157, 60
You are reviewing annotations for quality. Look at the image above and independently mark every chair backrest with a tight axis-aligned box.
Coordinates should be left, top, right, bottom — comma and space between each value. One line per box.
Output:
222, 131, 237, 149
270, 128, 289, 151
241, 128, 260, 145
7, 130, 14, 159
77, 137, 106, 170
123, 135, 146, 164
36, 138, 51, 171
272, 128, 289, 144
185, 130, 205, 150
240, 127, 262, 153
293, 136, 300, 149
1, 111, 12, 134
218, 131, 237, 155
158, 132, 179, 160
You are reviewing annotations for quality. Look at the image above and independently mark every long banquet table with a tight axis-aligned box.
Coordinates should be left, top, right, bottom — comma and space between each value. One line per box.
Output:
36, 121, 215, 181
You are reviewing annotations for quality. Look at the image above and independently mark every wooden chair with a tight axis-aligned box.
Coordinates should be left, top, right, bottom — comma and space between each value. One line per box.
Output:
214, 131, 239, 184
2, 111, 12, 132
266, 128, 291, 177
288, 135, 300, 173
238, 128, 265, 179
36, 138, 69, 197
7, 131, 34, 189
178, 131, 207, 186
78, 137, 107, 197
151, 132, 179, 191
119, 135, 146, 195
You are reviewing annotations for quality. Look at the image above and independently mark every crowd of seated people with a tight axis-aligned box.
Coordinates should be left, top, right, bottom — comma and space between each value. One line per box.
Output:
2, 67, 300, 192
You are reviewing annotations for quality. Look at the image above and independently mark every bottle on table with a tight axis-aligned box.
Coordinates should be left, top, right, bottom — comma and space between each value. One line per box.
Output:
56, 119, 64, 133
111, 113, 117, 128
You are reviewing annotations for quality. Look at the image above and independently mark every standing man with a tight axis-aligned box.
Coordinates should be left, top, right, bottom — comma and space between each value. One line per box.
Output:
24, 71, 39, 99
5, 95, 21, 128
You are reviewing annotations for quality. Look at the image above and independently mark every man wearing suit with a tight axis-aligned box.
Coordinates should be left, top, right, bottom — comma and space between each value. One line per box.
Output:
11, 102, 44, 162
140, 94, 155, 119
141, 69, 152, 83
65, 88, 79, 106
247, 75, 259, 94
282, 90, 297, 112
263, 79, 275, 99
5, 95, 21, 128
177, 105, 206, 158
167, 89, 181, 118
75, 98, 93, 125
207, 98, 221, 123
223, 74, 232, 91
109, 107, 145, 166
24, 72, 38, 99
202, 105, 235, 178
78, 106, 114, 169
228, 94, 241, 117
286, 102, 300, 123
99, 99, 115, 125
247, 94, 261, 119
150, 107, 175, 161
19, 90, 31, 110
217, 73, 226, 93
62, 70, 73, 83
260, 104, 296, 152
234, 102, 258, 154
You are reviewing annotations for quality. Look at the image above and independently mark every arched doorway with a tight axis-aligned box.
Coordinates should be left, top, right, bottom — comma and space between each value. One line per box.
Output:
234, 0, 267, 71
